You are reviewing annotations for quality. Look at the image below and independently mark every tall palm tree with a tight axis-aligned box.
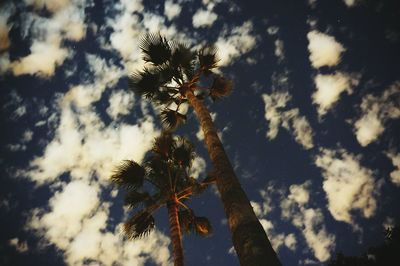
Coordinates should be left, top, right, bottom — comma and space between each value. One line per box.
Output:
128, 34, 281, 266
111, 132, 213, 266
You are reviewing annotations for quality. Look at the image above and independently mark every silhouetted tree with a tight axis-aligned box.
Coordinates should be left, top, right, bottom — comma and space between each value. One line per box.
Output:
111, 133, 213, 266
128, 33, 281, 266
328, 225, 400, 266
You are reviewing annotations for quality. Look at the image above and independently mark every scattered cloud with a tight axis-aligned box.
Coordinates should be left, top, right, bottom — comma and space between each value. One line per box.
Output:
0, 3, 14, 52
262, 90, 314, 149
386, 152, 400, 186
274, 39, 285, 62
353, 82, 400, 146
164, 0, 181, 21
343, 0, 359, 7
312, 72, 359, 117
106, 90, 135, 120
8, 238, 29, 253
215, 21, 257, 66
192, 9, 217, 28
315, 148, 378, 227
280, 181, 336, 262
307, 31, 345, 68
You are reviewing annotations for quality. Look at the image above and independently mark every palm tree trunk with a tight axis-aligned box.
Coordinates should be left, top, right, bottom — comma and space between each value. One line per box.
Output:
185, 90, 281, 266
167, 197, 184, 266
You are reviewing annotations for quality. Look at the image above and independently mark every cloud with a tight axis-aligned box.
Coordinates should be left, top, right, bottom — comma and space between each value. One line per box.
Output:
262, 90, 314, 149
215, 21, 257, 66
280, 181, 336, 262
8, 238, 29, 253
9, 0, 87, 77
106, 90, 135, 120
274, 39, 285, 62
386, 152, 400, 186
343, 0, 359, 7
164, 0, 181, 21
27, 180, 171, 266
353, 82, 400, 146
192, 9, 218, 28
312, 72, 359, 116
315, 148, 378, 226
307, 31, 345, 68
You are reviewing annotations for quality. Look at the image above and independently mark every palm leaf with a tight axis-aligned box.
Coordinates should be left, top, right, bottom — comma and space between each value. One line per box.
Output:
111, 160, 145, 189
128, 68, 162, 99
173, 137, 194, 167
193, 216, 212, 237
140, 33, 171, 65
198, 45, 219, 72
152, 132, 175, 157
160, 109, 187, 131
124, 190, 151, 209
178, 209, 195, 233
123, 211, 155, 239
171, 43, 195, 78
209, 75, 233, 101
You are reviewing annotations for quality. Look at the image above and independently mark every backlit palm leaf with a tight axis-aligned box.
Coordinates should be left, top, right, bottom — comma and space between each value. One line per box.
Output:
173, 137, 194, 168
111, 160, 145, 189
123, 211, 155, 239
160, 109, 187, 131
140, 33, 171, 65
128, 68, 161, 99
198, 45, 219, 72
152, 132, 175, 157
124, 190, 151, 209
209, 75, 233, 101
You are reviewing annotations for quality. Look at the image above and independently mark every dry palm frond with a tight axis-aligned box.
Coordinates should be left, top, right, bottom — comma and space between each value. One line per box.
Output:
209, 75, 233, 101
194, 216, 212, 237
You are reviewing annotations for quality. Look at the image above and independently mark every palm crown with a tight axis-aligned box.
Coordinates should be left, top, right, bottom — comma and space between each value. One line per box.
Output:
111, 132, 213, 240
129, 33, 233, 130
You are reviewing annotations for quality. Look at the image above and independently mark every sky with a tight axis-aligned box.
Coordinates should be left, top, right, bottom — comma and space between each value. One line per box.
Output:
1, 0, 400, 265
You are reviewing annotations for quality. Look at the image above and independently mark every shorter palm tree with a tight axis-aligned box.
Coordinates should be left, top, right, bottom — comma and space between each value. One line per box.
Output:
111, 132, 214, 266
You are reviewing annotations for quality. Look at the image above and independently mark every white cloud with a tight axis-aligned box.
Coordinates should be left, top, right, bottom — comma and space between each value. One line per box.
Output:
9, 0, 87, 77
8, 238, 29, 253
312, 72, 359, 116
215, 21, 257, 66
315, 148, 378, 226
354, 82, 400, 146
192, 9, 218, 28
343, 0, 359, 7
27, 180, 171, 266
386, 152, 400, 186
190, 156, 206, 179
274, 39, 285, 62
280, 181, 335, 262
106, 90, 135, 120
307, 31, 345, 68
164, 0, 181, 21
262, 91, 314, 149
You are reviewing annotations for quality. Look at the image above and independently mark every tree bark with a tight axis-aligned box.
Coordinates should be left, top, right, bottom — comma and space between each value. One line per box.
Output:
167, 197, 184, 266
185, 90, 281, 266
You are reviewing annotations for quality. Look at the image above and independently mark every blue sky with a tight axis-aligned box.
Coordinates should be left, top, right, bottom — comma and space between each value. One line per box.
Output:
1, 0, 400, 265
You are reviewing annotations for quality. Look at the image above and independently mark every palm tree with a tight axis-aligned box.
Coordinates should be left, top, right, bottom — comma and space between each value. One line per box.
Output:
128, 34, 281, 266
111, 132, 213, 266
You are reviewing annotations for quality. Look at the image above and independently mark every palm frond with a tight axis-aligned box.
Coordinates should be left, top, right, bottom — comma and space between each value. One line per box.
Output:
193, 216, 212, 237
198, 45, 219, 72
209, 75, 233, 101
160, 109, 187, 131
145, 156, 170, 189
178, 209, 195, 234
140, 33, 171, 65
173, 137, 194, 167
111, 160, 145, 189
152, 132, 175, 157
171, 43, 195, 70
128, 68, 161, 99
123, 211, 155, 239
124, 190, 151, 209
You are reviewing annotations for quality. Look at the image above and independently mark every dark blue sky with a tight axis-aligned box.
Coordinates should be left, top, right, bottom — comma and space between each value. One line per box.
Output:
1, 0, 400, 265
